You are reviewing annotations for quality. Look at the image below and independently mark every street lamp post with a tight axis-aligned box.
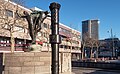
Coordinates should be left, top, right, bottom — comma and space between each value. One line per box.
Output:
108, 29, 115, 58
49, 2, 61, 74
110, 29, 115, 58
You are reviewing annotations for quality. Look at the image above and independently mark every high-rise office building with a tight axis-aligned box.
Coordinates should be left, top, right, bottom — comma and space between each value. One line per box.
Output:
82, 19, 99, 40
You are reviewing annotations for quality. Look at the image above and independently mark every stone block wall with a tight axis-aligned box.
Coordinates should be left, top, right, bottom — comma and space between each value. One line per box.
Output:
1, 52, 71, 74
4, 52, 51, 74
60, 53, 71, 73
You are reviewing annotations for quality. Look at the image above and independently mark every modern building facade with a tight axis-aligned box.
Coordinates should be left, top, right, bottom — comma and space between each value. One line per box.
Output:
82, 19, 99, 40
82, 19, 99, 58
59, 23, 81, 60
99, 38, 120, 58
0, 0, 81, 60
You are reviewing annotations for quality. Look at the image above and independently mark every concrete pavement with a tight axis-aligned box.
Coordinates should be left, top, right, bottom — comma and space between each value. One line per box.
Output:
72, 67, 120, 74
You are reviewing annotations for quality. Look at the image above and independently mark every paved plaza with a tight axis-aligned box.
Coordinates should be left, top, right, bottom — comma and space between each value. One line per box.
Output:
72, 67, 120, 74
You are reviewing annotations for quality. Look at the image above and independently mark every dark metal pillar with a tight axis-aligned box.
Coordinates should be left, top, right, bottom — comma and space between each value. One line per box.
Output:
49, 2, 61, 74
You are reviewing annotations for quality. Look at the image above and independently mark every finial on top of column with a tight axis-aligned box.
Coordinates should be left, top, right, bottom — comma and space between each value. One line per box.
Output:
49, 2, 61, 11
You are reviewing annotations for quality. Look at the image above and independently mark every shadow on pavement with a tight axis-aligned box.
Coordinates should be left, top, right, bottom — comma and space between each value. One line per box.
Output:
72, 67, 120, 74
82, 70, 120, 74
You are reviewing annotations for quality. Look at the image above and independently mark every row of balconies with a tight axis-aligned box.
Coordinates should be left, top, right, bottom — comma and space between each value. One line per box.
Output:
41, 44, 81, 53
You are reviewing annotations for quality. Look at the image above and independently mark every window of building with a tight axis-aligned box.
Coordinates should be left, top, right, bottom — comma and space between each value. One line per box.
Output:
0, 38, 10, 47
5, 10, 13, 17
72, 47, 75, 49
6, 40, 9, 43
62, 45, 67, 48
60, 45, 64, 48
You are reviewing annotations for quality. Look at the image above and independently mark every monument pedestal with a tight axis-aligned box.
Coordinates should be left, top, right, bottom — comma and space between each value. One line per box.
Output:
1, 52, 71, 74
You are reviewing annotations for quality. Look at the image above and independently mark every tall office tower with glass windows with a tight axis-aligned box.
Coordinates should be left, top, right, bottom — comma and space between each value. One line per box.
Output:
82, 19, 99, 40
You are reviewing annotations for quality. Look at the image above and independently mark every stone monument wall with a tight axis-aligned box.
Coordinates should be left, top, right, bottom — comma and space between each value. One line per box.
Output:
0, 52, 71, 74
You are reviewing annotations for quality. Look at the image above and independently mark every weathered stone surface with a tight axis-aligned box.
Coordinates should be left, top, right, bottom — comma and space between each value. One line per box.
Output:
34, 62, 45, 66
23, 62, 44, 66
34, 52, 51, 57
5, 52, 34, 57
19, 57, 34, 62
5, 62, 23, 67
22, 52, 35, 56
35, 66, 50, 74
9, 67, 21, 74
5, 53, 14, 57
40, 57, 51, 62
33, 57, 40, 61
44, 61, 51, 65
23, 62, 35, 67
4, 71, 8, 74
3, 52, 71, 74
4, 67, 9, 71
5, 57, 20, 63
22, 67, 34, 74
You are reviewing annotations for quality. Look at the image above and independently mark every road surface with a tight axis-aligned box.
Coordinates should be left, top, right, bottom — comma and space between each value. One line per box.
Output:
72, 67, 120, 74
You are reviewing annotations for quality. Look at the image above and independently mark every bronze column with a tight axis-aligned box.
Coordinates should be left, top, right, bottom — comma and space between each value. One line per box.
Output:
49, 2, 61, 74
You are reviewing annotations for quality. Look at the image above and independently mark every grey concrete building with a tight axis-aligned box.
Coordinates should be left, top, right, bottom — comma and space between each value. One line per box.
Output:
82, 19, 99, 58
99, 38, 120, 58
82, 19, 99, 40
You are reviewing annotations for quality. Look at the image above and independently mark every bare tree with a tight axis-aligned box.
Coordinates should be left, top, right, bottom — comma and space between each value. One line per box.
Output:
95, 40, 108, 58
94, 40, 100, 58
0, 0, 26, 52
88, 38, 96, 58
81, 32, 90, 59
82, 32, 98, 59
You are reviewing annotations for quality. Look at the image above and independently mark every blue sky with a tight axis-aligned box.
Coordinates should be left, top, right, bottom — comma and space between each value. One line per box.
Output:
24, 0, 120, 40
